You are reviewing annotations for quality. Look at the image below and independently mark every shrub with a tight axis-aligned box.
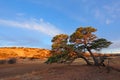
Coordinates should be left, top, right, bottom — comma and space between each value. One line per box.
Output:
0, 60, 7, 64
45, 52, 68, 64
7, 58, 17, 64
19, 57, 26, 59
27, 57, 39, 60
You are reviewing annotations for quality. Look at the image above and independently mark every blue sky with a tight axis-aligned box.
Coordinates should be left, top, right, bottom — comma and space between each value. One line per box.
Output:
0, 0, 120, 53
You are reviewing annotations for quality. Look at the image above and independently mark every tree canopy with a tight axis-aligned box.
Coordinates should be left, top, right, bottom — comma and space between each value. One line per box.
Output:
51, 34, 68, 54
46, 26, 112, 66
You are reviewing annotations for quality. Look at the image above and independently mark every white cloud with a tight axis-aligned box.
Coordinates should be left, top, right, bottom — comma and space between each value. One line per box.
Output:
109, 40, 120, 49
0, 18, 62, 37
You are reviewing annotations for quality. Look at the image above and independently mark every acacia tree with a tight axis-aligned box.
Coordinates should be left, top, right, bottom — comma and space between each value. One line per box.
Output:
51, 34, 68, 54
69, 27, 112, 65
45, 34, 70, 63
46, 27, 112, 66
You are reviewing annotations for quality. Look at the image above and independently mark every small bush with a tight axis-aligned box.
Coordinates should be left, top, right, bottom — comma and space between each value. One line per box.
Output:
27, 57, 39, 60
45, 52, 69, 64
7, 58, 17, 64
0, 60, 7, 64
19, 57, 26, 59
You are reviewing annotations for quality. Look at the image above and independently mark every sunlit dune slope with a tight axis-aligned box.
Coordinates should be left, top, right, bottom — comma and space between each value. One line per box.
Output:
0, 47, 119, 60
0, 47, 50, 59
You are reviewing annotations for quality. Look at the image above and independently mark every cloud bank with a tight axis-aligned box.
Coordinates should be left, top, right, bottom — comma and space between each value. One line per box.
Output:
0, 18, 62, 37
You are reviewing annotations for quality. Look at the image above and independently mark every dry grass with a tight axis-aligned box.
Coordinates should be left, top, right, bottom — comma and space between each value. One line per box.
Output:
0, 56, 120, 80
1, 65, 120, 80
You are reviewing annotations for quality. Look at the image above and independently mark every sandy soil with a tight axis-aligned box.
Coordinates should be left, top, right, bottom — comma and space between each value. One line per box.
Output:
0, 61, 120, 80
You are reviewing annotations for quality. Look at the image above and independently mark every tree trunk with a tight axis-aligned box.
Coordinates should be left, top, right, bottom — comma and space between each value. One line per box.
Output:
77, 54, 91, 65
81, 56, 91, 65
86, 47, 98, 66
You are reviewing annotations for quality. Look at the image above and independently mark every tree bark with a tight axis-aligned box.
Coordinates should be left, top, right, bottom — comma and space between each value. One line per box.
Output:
77, 54, 91, 65
81, 56, 91, 65
86, 47, 99, 66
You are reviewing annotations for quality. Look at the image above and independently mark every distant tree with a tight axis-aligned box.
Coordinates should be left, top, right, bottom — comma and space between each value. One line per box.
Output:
46, 27, 112, 66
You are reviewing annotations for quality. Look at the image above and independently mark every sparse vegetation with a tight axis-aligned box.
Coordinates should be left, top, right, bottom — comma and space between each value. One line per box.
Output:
0, 59, 7, 64
7, 58, 17, 64
0, 58, 120, 80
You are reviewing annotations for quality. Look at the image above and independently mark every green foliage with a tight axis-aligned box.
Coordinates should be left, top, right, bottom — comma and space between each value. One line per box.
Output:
52, 34, 68, 43
46, 26, 112, 65
69, 27, 97, 43
51, 34, 68, 52
45, 51, 70, 64
90, 38, 112, 51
